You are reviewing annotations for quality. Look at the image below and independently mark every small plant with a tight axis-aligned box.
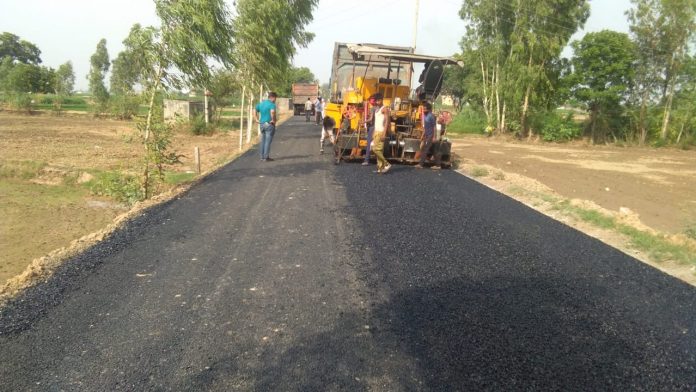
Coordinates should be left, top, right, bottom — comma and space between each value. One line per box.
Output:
539, 112, 581, 142
9, 93, 34, 112
88, 171, 144, 205
470, 166, 489, 177
493, 171, 506, 180
189, 114, 214, 135
685, 224, 696, 240
110, 94, 141, 120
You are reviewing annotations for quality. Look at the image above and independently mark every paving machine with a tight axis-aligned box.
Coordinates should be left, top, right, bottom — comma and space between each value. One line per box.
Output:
324, 43, 460, 166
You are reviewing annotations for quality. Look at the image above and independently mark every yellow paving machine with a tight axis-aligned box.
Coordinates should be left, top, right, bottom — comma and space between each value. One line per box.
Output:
324, 43, 460, 166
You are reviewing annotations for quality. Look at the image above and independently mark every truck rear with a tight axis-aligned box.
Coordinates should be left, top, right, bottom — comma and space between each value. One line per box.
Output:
291, 83, 319, 116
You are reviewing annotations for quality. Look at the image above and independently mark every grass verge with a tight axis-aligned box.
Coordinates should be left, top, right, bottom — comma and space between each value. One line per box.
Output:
552, 200, 696, 266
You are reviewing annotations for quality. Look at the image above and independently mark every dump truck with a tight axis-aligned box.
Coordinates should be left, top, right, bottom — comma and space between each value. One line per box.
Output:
324, 42, 460, 167
291, 83, 320, 116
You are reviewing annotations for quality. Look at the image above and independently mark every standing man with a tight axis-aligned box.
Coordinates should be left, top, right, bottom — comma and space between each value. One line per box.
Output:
314, 97, 323, 125
304, 98, 313, 122
362, 94, 378, 166
371, 93, 392, 174
416, 101, 441, 169
254, 92, 277, 162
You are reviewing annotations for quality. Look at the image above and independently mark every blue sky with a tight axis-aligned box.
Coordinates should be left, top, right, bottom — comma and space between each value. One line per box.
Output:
0, 0, 632, 91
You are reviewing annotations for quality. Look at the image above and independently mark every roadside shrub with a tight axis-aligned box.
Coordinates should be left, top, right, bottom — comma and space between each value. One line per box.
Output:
88, 171, 144, 205
110, 94, 141, 120
470, 166, 489, 177
538, 112, 581, 142
8, 93, 34, 112
447, 106, 487, 134
685, 224, 696, 240
189, 114, 214, 135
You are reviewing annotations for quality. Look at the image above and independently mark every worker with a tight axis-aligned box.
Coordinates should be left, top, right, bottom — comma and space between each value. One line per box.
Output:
362, 94, 378, 166
416, 101, 441, 170
371, 93, 391, 174
254, 91, 277, 162
314, 97, 323, 125
304, 98, 313, 122
320, 115, 336, 154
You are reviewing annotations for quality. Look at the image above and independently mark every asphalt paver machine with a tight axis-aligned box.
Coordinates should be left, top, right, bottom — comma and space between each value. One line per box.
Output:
324, 43, 460, 166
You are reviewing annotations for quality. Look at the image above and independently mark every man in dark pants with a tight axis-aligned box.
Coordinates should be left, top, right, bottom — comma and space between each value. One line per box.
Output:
254, 92, 278, 161
416, 101, 441, 170
304, 98, 313, 122
362, 94, 379, 166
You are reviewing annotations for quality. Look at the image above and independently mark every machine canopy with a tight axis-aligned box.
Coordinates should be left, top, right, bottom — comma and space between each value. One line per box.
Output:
346, 43, 462, 66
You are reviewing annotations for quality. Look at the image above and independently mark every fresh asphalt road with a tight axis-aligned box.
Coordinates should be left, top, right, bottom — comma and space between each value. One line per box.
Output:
1, 117, 695, 391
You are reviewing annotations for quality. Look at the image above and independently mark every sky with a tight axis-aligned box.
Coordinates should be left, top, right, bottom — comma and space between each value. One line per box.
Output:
1, 0, 632, 91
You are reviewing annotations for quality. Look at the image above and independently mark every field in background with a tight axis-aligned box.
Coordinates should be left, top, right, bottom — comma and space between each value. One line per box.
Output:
0, 112, 245, 283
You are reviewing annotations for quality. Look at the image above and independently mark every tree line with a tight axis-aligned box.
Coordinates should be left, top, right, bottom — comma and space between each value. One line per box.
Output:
443, 0, 696, 146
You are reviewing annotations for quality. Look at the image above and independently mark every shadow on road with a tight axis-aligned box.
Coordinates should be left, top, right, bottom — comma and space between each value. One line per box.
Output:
180, 275, 691, 390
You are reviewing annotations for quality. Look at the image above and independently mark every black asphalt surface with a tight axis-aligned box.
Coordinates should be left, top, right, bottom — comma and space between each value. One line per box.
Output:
1, 117, 695, 391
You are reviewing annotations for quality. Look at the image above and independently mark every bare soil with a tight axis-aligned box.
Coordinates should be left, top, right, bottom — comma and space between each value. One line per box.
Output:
0, 111, 244, 285
450, 135, 696, 284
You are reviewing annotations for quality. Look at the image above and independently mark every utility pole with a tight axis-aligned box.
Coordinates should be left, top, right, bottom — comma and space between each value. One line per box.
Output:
412, 0, 420, 51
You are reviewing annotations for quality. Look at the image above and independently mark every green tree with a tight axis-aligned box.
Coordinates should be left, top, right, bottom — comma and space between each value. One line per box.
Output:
207, 68, 241, 122
5, 62, 42, 93
672, 55, 696, 144
54, 61, 75, 95
0, 32, 41, 64
118, 0, 237, 198
628, 0, 696, 142
109, 46, 142, 119
110, 51, 139, 95
271, 66, 316, 96
233, 0, 318, 90
570, 30, 636, 143
52, 61, 75, 113
87, 39, 110, 116
458, 0, 589, 135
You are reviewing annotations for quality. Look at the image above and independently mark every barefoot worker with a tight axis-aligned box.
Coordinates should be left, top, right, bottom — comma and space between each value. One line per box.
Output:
371, 93, 392, 174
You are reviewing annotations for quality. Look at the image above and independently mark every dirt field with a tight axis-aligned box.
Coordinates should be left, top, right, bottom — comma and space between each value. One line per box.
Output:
0, 112, 245, 283
451, 136, 696, 234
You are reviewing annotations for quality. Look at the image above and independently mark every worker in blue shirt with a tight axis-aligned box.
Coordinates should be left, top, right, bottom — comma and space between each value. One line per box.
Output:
254, 92, 278, 161
416, 101, 441, 170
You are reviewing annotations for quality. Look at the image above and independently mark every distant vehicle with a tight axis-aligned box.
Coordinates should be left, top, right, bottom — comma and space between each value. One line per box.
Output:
324, 42, 461, 167
291, 83, 319, 116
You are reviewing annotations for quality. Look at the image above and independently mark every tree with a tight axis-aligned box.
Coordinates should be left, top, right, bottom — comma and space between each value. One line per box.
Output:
54, 62, 75, 95
52, 61, 75, 113
570, 30, 636, 143
233, 0, 318, 89
110, 46, 142, 119
0, 32, 41, 64
207, 68, 241, 122
458, 0, 589, 135
110, 51, 139, 95
270, 66, 316, 96
118, 0, 237, 198
87, 39, 110, 116
628, 0, 696, 142
672, 55, 696, 144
